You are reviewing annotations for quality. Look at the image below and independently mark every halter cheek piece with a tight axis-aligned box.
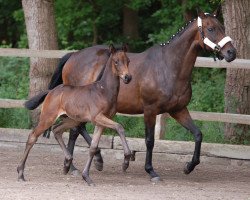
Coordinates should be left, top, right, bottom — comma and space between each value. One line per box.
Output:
197, 15, 232, 53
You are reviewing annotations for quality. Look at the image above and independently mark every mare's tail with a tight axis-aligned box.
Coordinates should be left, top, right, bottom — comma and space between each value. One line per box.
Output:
48, 52, 74, 89
24, 90, 49, 110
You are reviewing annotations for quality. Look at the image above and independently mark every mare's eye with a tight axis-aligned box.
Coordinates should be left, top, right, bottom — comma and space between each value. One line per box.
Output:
207, 27, 214, 32
115, 61, 118, 65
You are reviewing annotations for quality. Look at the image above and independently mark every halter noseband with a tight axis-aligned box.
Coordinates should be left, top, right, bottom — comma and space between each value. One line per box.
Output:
197, 14, 232, 53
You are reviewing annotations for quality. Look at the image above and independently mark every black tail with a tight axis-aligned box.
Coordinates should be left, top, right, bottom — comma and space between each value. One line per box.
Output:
24, 90, 49, 110
48, 52, 74, 90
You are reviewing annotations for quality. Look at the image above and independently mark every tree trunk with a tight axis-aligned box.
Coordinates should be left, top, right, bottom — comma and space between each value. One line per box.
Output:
123, 5, 139, 40
222, 0, 250, 143
22, 0, 58, 126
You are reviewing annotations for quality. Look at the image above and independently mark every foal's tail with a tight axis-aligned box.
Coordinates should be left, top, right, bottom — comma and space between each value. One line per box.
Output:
48, 52, 74, 90
24, 90, 49, 110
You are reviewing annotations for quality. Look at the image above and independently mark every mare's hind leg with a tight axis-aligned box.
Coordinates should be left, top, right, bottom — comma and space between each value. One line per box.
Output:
17, 120, 55, 181
52, 118, 80, 175
66, 123, 103, 174
170, 107, 202, 174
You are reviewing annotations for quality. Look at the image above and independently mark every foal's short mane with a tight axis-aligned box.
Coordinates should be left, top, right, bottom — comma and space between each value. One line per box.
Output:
95, 48, 125, 82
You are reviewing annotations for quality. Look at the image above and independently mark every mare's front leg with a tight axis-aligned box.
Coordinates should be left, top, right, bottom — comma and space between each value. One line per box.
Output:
144, 111, 160, 181
170, 107, 202, 174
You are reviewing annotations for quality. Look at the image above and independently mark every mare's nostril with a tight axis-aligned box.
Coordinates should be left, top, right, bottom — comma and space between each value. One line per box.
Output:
227, 49, 236, 57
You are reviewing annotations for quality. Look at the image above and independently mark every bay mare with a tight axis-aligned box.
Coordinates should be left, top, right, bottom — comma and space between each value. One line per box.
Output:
19, 45, 132, 185
28, 10, 236, 181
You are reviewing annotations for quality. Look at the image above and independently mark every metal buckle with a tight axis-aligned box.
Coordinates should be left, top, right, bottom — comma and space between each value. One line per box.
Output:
214, 45, 221, 52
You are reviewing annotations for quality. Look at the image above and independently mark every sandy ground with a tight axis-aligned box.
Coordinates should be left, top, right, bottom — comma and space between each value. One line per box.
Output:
0, 141, 249, 200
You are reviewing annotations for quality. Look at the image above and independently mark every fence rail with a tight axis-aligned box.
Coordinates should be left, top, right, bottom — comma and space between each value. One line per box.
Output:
0, 48, 250, 139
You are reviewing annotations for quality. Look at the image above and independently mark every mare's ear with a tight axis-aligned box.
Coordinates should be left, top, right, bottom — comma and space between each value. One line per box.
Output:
213, 5, 221, 18
196, 8, 206, 19
109, 44, 116, 54
122, 43, 129, 52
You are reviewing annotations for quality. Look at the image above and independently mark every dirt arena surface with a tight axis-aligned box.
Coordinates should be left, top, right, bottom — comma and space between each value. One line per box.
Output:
0, 141, 249, 200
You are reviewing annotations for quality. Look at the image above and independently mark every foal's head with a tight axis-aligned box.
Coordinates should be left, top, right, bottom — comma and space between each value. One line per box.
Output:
109, 44, 132, 84
196, 10, 236, 62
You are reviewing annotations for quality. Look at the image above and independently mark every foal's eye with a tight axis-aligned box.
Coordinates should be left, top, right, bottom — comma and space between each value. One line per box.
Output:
207, 27, 214, 32
114, 61, 119, 65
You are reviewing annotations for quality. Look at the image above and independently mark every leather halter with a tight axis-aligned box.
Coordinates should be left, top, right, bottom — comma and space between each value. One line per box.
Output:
197, 14, 232, 53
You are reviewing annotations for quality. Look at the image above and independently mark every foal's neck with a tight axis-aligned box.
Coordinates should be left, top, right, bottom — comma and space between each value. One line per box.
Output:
99, 56, 120, 97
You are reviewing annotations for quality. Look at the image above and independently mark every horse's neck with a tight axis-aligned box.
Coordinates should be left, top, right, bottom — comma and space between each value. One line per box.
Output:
99, 57, 120, 97
163, 22, 200, 80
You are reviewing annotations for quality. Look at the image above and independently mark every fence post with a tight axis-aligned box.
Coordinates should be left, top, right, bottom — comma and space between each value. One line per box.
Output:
155, 113, 168, 140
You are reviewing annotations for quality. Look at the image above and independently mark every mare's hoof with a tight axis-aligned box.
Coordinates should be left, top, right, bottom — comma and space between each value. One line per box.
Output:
151, 176, 161, 182
94, 157, 103, 171
183, 162, 196, 175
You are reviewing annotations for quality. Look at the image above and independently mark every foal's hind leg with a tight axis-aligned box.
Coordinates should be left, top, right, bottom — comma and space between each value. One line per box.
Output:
17, 120, 54, 181
52, 118, 80, 175
170, 107, 202, 174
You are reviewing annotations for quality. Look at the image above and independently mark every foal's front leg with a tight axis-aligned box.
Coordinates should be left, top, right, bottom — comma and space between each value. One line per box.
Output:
95, 114, 131, 171
82, 125, 104, 186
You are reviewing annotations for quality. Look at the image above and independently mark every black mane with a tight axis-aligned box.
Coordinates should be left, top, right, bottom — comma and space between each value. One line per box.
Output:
160, 18, 197, 46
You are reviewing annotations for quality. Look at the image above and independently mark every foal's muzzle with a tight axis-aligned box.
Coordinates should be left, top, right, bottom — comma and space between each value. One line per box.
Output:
123, 74, 132, 84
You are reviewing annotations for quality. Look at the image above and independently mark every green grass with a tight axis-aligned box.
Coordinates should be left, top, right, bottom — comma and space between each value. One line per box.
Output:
0, 57, 31, 128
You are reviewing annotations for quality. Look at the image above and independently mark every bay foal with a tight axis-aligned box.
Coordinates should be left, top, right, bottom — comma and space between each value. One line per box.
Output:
17, 45, 132, 185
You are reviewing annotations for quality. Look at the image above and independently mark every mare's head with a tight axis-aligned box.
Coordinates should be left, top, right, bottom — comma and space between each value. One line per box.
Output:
109, 44, 132, 84
197, 9, 236, 62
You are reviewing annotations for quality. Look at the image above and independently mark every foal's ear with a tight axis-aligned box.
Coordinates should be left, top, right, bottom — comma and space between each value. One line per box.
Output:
109, 44, 116, 54
213, 5, 221, 18
122, 43, 128, 52
196, 8, 206, 19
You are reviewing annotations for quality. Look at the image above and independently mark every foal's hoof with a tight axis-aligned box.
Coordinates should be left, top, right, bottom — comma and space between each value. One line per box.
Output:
63, 158, 73, 175
70, 169, 81, 177
82, 174, 95, 186
94, 157, 104, 171
122, 162, 129, 172
151, 176, 161, 182
18, 176, 26, 182
122, 154, 131, 172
